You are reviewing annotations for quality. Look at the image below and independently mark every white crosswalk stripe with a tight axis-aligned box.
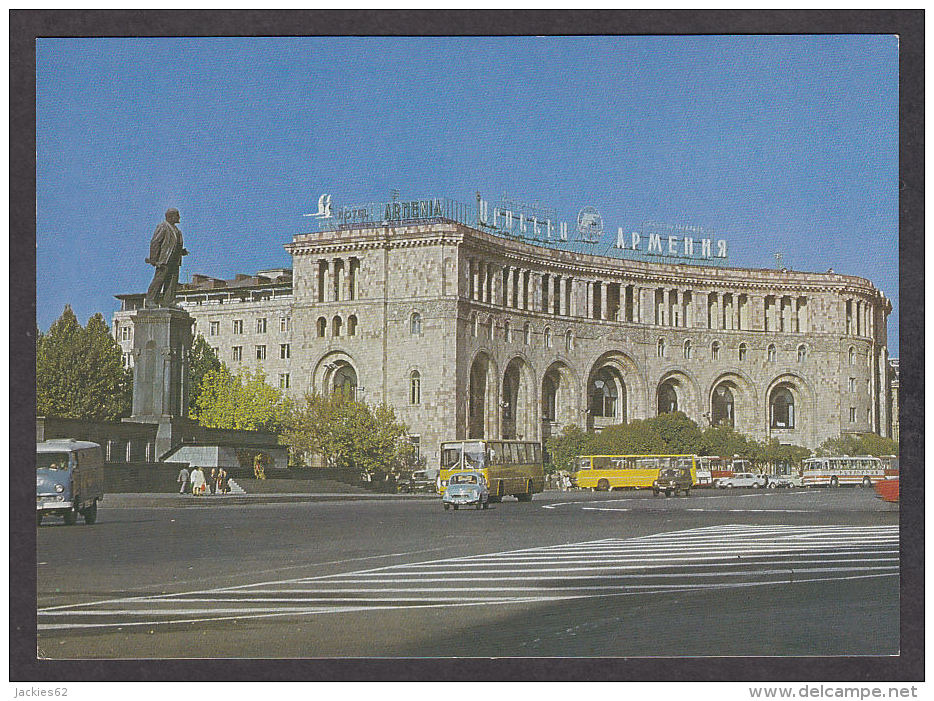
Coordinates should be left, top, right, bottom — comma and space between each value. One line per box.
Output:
38, 524, 898, 631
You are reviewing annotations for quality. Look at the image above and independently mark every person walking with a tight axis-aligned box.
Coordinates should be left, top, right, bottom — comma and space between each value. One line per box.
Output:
177, 466, 190, 495
209, 468, 218, 495
218, 468, 229, 495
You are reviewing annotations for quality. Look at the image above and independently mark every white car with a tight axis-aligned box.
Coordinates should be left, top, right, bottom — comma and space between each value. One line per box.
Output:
767, 474, 804, 488
715, 472, 767, 489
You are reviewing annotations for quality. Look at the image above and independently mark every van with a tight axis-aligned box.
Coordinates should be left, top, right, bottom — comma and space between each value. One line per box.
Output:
36, 439, 105, 525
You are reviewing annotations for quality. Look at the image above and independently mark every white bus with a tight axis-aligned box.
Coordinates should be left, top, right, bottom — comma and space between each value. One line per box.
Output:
801, 455, 886, 488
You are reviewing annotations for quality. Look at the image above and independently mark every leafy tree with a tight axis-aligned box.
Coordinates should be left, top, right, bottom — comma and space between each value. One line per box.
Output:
545, 424, 589, 474
748, 438, 811, 470
816, 432, 898, 457
643, 412, 703, 453
698, 425, 752, 458
282, 391, 413, 472
37, 306, 131, 421
194, 367, 291, 433
585, 418, 668, 455
188, 334, 222, 412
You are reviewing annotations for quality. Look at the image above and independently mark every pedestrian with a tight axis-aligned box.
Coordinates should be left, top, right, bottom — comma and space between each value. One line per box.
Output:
177, 466, 189, 495
209, 468, 218, 495
218, 467, 229, 495
191, 466, 206, 496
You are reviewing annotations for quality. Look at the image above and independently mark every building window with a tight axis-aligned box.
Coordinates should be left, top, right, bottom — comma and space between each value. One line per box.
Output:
738, 343, 747, 361
333, 316, 342, 337
711, 383, 735, 427
524, 323, 531, 345
797, 344, 807, 362
769, 386, 795, 428
232, 346, 243, 362
255, 345, 266, 361
849, 346, 856, 366
232, 319, 243, 335
122, 352, 131, 369
848, 377, 856, 393
256, 318, 267, 334
504, 320, 512, 343
565, 329, 573, 352
711, 341, 720, 361
409, 435, 421, 461
317, 317, 327, 338
279, 316, 291, 333
683, 340, 692, 360
410, 370, 421, 405
410, 312, 422, 336
544, 327, 552, 348
348, 315, 358, 336
767, 344, 777, 363
280, 343, 290, 360
279, 373, 290, 390
210, 321, 220, 336
472, 313, 479, 338
849, 407, 857, 422
657, 338, 666, 358
120, 325, 130, 341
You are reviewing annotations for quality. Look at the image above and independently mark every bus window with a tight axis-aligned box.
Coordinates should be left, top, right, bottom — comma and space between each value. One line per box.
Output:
441, 444, 462, 468
578, 457, 592, 470
463, 442, 486, 470
490, 442, 503, 464
675, 457, 692, 470
593, 456, 611, 470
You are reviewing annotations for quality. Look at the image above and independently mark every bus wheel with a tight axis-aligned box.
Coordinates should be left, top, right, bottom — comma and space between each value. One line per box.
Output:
63, 508, 77, 526
652, 488, 659, 497
862, 476, 872, 487
830, 476, 839, 488
597, 479, 610, 492
516, 480, 534, 502
443, 503, 450, 511
82, 501, 98, 525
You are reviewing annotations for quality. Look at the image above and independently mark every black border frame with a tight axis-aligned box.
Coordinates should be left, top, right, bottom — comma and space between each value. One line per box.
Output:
10, 9, 924, 682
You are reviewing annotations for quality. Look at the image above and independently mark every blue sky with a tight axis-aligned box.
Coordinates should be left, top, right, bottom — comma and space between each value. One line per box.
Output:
36, 35, 899, 352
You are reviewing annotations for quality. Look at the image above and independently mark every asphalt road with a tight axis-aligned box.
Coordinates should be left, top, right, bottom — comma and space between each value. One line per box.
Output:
36, 487, 899, 659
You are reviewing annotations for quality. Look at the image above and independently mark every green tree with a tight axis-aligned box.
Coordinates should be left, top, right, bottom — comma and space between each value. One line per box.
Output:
748, 438, 811, 470
643, 411, 703, 453
37, 306, 131, 421
698, 425, 751, 458
188, 334, 222, 412
816, 432, 898, 457
585, 418, 668, 455
194, 367, 291, 433
545, 424, 589, 474
282, 391, 413, 472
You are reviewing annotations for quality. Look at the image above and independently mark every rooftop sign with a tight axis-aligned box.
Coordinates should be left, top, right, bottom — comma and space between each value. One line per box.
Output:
306, 193, 729, 265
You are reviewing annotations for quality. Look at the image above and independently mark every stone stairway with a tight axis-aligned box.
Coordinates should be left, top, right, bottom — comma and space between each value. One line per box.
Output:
226, 478, 246, 494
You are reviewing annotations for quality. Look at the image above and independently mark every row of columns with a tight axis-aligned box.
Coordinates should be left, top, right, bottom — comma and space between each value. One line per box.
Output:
464, 259, 888, 341
316, 257, 359, 303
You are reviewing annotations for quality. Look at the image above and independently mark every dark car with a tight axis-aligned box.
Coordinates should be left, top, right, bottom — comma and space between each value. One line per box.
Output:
652, 467, 693, 497
396, 469, 435, 494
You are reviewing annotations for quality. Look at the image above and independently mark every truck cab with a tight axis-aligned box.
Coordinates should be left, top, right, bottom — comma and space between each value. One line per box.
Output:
36, 439, 105, 525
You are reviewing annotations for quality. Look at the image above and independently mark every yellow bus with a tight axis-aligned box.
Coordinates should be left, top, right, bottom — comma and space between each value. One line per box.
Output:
571, 454, 699, 491
439, 439, 544, 502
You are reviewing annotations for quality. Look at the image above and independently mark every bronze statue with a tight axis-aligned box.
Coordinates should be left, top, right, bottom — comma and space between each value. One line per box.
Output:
145, 207, 188, 308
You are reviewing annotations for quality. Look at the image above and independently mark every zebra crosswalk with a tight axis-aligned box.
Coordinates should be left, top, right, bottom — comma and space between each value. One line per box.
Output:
38, 524, 898, 632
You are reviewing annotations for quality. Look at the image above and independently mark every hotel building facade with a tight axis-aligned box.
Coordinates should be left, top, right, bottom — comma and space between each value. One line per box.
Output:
113, 202, 894, 468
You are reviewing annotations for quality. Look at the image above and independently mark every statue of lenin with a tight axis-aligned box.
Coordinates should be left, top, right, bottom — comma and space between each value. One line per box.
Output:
145, 207, 189, 308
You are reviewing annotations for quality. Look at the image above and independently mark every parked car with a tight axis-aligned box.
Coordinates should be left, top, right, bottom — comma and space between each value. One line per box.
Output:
442, 471, 489, 510
36, 439, 105, 525
653, 467, 693, 497
396, 469, 436, 493
767, 474, 803, 489
715, 472, 767, 489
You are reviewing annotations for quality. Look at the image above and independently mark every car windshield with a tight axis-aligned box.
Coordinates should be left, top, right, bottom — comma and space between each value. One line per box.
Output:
450, 474, 479, 485
37, 452, 69, 471
659, 468, 680, 478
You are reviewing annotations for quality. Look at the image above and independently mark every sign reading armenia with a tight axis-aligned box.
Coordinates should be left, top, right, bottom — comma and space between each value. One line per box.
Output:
307, 193, 729, 264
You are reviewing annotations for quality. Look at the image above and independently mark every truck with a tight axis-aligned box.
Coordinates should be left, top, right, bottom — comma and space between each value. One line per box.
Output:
36, 439, 105, 525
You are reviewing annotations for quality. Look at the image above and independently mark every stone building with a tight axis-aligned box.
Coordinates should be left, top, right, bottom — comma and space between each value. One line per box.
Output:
113, 212, 893, 469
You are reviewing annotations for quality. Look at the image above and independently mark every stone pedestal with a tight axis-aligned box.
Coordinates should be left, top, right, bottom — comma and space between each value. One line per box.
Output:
125, 308, 194, 456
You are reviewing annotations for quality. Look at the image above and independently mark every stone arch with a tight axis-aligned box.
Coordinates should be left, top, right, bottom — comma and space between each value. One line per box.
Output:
656, 367, 702, 420
585, 350, 647, 430
707, 371, 758, 434
765, 372, 816, 445
314, 351, 360, 398
467, 349, 499, 440
501, 355, 538, 441
540, 359, 582, 440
